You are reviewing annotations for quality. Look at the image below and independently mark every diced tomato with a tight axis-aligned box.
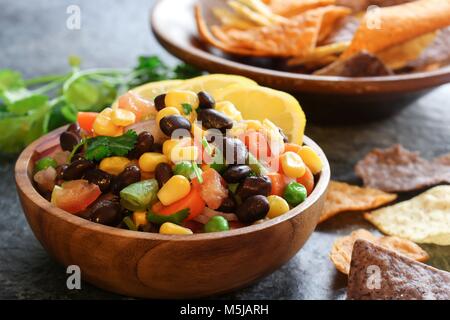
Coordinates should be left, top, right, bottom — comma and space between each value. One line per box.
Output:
296, 166, 315, 195
118, 91, 154, 122
51, 180, 101, 214
240, 130, 271, 160
151, 185, 206, 221
192, 168, 228, 210
267, 172, 285, 196
77, 112, 98, 133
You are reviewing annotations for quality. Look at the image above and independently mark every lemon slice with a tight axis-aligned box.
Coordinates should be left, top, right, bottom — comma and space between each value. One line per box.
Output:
174, 74, 257, 98
216, 85, 306, 145
111, 79, 184, 109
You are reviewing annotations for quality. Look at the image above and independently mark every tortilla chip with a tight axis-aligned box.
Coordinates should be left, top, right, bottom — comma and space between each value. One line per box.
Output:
270, 0, 336, 17
320, 181, 397, 223
212, 8, 257, 30
321, 15, 360, 45
336, 0, 414, 12
406, 27, 450, 72
228, 0, 274, 26
314, 51, 392, 76
364, 186, 450, 245
195, 5, 264, 56
287, 41, 348, 66
355, 144, 450, 192
377, 32, 437, 70
330, 229, 429, 274
313, 5, 352, 42
340, 0, 450, 59
223, 13, 322, 57
347, 239, 450, 300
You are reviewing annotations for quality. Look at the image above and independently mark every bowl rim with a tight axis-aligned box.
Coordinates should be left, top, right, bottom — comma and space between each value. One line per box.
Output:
15, 125, 330, 242
150, 0, 450, 92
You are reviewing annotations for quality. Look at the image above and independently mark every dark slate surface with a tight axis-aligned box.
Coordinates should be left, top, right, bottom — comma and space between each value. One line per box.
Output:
1, 0, 449, 300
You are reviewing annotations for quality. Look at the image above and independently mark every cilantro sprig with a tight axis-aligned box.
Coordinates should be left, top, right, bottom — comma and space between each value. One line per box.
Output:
84, 130, 138, 161
182, 103, 193, 115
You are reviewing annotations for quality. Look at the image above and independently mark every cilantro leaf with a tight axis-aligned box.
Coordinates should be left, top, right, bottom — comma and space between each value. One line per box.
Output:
85, 130, 138, 161
182, 103, 193, 115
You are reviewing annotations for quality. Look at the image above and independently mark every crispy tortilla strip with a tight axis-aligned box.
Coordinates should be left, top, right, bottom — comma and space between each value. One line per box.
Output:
377, 32, 437, 70
355, 144, 450, 192
340, 0, 450, 59
270, 0, 336, 17
314, 51, 392, 76
212, 8, 256, 29
336, 0, 414, 12
235, 0, 288, 24
288, 41, 349, 66
314, 5, 352, 42
347, 240, 450, 300
406, 27, 450, 72
320, 181, 397, 223
330, 229, 429, 274
195, 5, 265, 56
228, 0, 274, 26
364, 186, 450, 245
223, 13, 323, 57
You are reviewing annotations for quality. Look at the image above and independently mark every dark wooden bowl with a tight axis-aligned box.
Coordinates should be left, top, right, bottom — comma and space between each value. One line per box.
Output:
15, 126, 330, 298
151, 0, 450, 123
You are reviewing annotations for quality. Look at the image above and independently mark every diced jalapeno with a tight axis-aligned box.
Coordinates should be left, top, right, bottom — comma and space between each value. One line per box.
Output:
120, 179, 159, 211
35, 156, 57, 172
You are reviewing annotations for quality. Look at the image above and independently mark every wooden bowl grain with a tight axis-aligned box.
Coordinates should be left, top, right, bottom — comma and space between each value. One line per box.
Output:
15, 126, 330, 298
151, 0, 450, 123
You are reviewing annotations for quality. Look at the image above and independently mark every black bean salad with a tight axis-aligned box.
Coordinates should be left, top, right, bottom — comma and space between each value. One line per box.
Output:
33, 88, 323, 235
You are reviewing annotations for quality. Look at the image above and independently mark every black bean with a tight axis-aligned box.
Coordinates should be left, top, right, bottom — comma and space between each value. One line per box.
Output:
218, 195, 237, 213
128, 131, 154, 159
62, 159, 95, 180
236, 195, 269, 223
154, 94, 166, 111
278, 127, 288, 143
150, 143, 163, 153
60, 131, 81, 151
197, 109, 233, 132
71, 153, 85, 163
54, 164, 68, 185
212, 137, 248, 165
111, 165, 141, 193
155, 162, 173, 188
236, 175, 272, 200
89, 200, 122, 226
139, 223, 159, 233
67, 122, 81, 135
84, 169, 113, 192
222, 165, 252, 183
159, 115, 192, 137
197, 91, 215, 109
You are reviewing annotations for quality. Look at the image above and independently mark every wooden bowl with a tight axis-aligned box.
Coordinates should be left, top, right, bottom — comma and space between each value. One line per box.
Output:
151, 0, 450, 123
15, 126, 330, 298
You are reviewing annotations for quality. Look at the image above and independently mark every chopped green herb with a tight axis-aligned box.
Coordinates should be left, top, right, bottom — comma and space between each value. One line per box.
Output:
35, 156, 57, 172
85, 130, 138, 161
123, 216, 138, 231
147, 208, 189, 225
192, 161, 203, 184
182, 103, 193, 115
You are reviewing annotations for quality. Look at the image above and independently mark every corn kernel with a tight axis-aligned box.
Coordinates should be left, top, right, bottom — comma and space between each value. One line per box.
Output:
297, 146, 323, 174
157, 175, 191, 206
139, 152, 169, 172
280, 151, 306, 178
267, 195, 290, 219
159, 222, 193, 235
170, 146, 199, 162
245, 120, 263, 131
111, 108, 136, 126
132, 211, 148, 227
93, 108, 123, 136
99, 156, 131, 175
165, 90, 199, 115
156, 107, 180, 125
162, 138, 191, 159
215, 101, 242, 121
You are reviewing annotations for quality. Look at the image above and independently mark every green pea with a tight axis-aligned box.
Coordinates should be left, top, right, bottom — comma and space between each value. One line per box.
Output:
283, 181, 307, 206
35, 156, 57, 172
204, 216, 229, 233
173, 161, 194, 179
